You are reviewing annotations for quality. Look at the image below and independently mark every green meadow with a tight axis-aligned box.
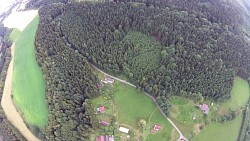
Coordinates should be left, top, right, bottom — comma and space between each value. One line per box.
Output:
12, 15, 48, 127
113, 82, 175, 140
220, 77, 250, 112
193, 115, 243, 141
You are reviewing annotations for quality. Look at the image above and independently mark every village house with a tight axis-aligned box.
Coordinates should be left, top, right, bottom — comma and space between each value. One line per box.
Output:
96, 135, 114, 141
199, 104, 209, 114
101, 78, 114, 84
151, 124, 162, 133
119, 127, 129, 134
97, 106, 105, 113
99, 121, 110, 126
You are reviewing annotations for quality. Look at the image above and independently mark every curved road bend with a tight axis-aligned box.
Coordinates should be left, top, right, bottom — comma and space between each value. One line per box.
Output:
91, 64, 188, 141
1, 43, 40, 141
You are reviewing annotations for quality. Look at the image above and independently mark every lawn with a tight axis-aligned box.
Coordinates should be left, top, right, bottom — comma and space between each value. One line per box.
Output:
12, 15, 48, 127
193, 115, 243, 141
169, 97, 205, 136
146, 110, 177, 141
220, 77, 250, 112
113, 82, 175, 140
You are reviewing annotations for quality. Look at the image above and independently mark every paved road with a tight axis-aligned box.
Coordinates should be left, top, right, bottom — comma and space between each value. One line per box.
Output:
1, 43, 40, 141
91, 64, 188, 141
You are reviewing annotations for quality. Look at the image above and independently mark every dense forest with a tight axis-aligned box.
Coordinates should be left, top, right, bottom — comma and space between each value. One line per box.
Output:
32, 0, 250, 140
33, 5, 100, 140
36, 0, 250, 114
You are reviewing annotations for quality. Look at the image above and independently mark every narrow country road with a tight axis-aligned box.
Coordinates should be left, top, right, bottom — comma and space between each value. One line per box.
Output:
91, 64, 188, 141
1, 43, 40, 141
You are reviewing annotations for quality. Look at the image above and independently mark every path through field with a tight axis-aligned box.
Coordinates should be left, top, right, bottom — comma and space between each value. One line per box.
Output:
1, 44, 40, 141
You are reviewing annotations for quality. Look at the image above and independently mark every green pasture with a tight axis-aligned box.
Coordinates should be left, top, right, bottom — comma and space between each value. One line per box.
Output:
193, 115, 243, 141
113, 82, 174, 140
9, 28, 21, 42
12, 15, 48, 127
220, 77, 249, 112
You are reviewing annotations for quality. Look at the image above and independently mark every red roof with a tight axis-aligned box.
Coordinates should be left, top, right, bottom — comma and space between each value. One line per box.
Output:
100, 121, 109, 126
96, 135, 108, 141
99, 106, 105, 113
154, 125, 162, 131
151, 129, 156, 133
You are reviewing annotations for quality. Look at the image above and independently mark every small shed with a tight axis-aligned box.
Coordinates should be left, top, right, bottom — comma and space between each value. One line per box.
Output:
100, 121, 110, 126
119, 127, 129, 134
97, 106, 105, 113
105, 78, 114, 83
199, 104, 209, 114
153, 125, 162, 131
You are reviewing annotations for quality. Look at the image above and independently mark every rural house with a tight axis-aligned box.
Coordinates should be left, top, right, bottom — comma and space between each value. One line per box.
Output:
151, 124, 162, 133
97, 106, 105, 113
99, 121, 110, 126
96, 135, 114, 141
101, 78, 114, 84
199, 104, 209, 114
119, 127, 129, 134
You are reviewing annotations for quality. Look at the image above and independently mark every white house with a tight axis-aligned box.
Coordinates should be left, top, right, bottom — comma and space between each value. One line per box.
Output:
119, 127, 129, 134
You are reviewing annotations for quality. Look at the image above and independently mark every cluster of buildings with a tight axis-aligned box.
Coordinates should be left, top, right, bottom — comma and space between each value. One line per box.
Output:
96, 135, 114, 141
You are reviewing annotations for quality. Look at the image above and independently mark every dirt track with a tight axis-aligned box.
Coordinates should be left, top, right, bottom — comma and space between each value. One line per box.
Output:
1, 43, 40, 141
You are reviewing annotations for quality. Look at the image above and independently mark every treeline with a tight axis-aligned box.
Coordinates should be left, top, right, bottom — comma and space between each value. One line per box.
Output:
238, 99, 250, 141
33, 4, 100, 140
0, 25, 26, 140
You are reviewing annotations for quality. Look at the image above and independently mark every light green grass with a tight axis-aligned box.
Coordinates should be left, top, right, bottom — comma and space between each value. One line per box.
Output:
9, 28, 21, 42
221, 77, 250, 112
193, 115, 243, 141
146, 110, 176, 141
113, 82, 174, 140
12, 15, 48, 127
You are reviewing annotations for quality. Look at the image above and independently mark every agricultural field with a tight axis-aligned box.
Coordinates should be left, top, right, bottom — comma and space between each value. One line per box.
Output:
12, 15, 48, 127
193, 115, 243, 141
9, 28, 21, 42
91, 79, 177, 141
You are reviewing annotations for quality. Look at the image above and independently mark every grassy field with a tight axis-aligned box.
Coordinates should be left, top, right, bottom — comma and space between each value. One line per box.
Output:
193, 115, 243, 141
113, 82, 175, 141
220, 77, 250, 112
9, 28, 21, 42
12, 15, 48, 127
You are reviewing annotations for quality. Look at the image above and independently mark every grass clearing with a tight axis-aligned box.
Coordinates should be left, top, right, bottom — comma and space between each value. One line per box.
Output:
9, 28, 21, 42
12, 15, 48, 127
193, 115, 243, 141
113, 82, 175, 141
220, 77, 250, 112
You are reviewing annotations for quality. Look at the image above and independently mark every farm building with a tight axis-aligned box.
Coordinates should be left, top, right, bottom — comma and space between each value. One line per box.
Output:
151, 124, 162, 133
199, 104, 209, 114
97, 106, 105, 113
119, 127, 129, 134
99, 121, 110, 126
101, 78, 114, 84
96, 135, 114, 141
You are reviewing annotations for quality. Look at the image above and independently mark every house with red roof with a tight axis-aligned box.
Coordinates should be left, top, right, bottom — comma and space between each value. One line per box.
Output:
151, 124, 162, 133
96, 135, 114, 141
199, 104, 209, 114
99, 121, 110, 126
97, 106, 105, 113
